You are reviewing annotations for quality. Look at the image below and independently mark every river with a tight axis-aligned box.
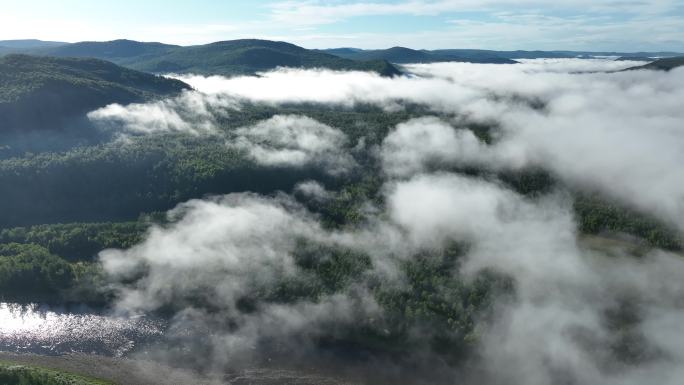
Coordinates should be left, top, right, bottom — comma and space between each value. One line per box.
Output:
0, 302, 165, 357
0, 302, 358, 384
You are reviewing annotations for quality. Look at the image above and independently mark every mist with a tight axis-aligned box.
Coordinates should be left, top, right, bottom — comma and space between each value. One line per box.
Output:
91, 59, 684, 384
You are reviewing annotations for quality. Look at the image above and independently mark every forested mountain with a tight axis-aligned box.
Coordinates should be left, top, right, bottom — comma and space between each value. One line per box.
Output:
624, 57, 684, 71
3, 39, 401, 76
0, 54, 189, 131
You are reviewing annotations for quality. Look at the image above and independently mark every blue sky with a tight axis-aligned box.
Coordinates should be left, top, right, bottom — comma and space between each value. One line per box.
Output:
1, 0, 683, 51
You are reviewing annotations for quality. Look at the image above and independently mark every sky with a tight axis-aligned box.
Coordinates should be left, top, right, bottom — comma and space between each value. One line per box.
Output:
1, 0, 683, 51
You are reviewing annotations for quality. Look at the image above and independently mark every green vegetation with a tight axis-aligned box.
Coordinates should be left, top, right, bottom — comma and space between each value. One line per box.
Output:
186, 240, 512, 359
367, 249, 511, 360
0, 361, 114, 385
0, 54, 188, 131
575, 194, 683, 251
0, 243, 107, 304
0, 221, 148, 261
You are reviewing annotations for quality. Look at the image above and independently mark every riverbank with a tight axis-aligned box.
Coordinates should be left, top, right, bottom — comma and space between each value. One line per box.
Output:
0, 353, 222, 385
0, 353, 360, 385
0, 359, 114, 385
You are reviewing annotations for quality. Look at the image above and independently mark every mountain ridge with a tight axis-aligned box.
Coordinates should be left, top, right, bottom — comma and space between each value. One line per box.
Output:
0, 54, 189, 131
0, 39, 67, 49
623, 57, 684, 71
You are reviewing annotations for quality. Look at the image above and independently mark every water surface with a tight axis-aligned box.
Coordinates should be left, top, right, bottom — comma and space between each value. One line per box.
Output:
0, 302, 164, 356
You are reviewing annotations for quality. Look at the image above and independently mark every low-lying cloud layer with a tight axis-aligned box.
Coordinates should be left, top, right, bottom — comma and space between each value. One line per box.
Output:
175, 60, 684, 230
88, 91, 238, 135
94, 59, 684, 384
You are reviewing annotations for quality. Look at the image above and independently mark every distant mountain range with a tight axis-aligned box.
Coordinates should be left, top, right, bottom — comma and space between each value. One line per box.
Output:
0, 54, 189, 131
320, 46, 684, 64
320, 47, 517, 64
0, 39, 66, 49
0, 39, 401, 77
319, 47, 518, 64
615, 56, 654, 61
3, 39, 683, 76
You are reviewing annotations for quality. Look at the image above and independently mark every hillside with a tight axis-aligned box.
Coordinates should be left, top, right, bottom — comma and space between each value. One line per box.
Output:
624, 57, 684, 71
28, 39, 401, 76
0, 54, 189, 131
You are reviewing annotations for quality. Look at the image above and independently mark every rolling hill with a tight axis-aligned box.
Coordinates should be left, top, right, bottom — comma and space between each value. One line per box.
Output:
0, 54, 190, 131
624, 57, 684, 71
25, 39, 401, 77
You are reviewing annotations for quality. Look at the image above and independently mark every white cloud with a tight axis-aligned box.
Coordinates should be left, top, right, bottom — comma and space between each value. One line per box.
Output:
230, 115, 356, 174
380, 117, 489, 177
294, 180, 332, 201
101, 194, 321, 311
88, 90, 239, 135
173, 69, 483, 110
